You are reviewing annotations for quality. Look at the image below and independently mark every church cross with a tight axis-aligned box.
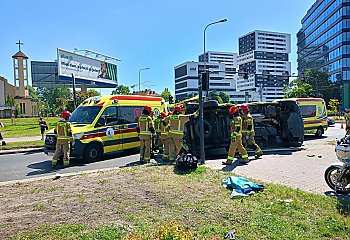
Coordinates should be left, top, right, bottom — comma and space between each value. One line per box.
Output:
16, 40, 23, 51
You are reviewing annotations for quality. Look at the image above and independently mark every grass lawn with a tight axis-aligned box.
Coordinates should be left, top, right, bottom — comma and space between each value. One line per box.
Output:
1, 117, 59, 138
2, 165, 348, 240
0, 140, 44, 150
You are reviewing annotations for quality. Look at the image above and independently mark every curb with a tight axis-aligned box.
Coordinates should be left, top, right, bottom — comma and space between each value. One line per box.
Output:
0, 147, 43, 156
0, 166, 122, 186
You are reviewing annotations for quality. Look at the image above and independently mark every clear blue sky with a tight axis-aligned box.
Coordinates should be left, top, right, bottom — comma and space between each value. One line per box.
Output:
0, 0, 315, 95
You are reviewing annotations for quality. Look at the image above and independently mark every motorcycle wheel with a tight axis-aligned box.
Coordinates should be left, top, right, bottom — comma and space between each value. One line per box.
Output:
324, 165, 350, 194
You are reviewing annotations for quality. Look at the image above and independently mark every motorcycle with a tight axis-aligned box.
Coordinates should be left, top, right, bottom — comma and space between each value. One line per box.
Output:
324, 136, 350, 194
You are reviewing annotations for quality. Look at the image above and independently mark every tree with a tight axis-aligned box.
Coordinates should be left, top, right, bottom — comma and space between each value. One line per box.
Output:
219, 92, 230, 103
161, 88, 172, 101
5, 94, 15, 108
209, 90, 223, 104
303, 70, 341, 104
283, 78, 314, 98
112, 85, 130, 95
37, 87, 72, 115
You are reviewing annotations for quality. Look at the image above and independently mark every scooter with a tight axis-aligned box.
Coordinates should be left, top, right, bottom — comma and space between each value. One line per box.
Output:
324, 136, 350, 194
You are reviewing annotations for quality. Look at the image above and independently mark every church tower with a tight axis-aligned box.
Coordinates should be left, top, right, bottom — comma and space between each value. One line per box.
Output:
11, 40, 37, 116
12, 40, 28, 97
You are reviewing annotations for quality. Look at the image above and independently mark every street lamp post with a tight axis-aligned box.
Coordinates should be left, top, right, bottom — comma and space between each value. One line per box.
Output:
199, 18, 227, 164
138, 68, 150, 92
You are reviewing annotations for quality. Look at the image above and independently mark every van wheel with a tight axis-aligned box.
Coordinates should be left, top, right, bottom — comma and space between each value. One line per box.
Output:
84, 143, 103, 163
315, 127, 323, 138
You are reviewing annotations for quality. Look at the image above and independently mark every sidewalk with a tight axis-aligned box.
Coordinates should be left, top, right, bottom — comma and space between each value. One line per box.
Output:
4, 136, 42, 143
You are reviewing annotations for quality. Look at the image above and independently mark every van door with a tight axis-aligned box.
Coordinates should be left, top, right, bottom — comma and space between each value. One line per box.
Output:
117, 106, 142, 150
96, 106, 122, 153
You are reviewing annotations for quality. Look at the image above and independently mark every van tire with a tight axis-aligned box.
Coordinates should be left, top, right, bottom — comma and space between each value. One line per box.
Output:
194, 119, 213, 140
315, 127, 323, 138
84, 143, 103, 163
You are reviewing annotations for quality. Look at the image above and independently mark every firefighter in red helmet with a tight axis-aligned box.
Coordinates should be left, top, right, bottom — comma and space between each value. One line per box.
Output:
154, 111, 167, 153
240, 104, 263, 158
222, 105, 249, 165
137, 105, 155, 163
52, 110, 72, 168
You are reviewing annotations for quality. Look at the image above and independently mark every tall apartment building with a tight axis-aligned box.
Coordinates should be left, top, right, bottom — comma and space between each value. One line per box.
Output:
297, 0, 350, 108
237, 30, 291, 102
175, 51, 246, 103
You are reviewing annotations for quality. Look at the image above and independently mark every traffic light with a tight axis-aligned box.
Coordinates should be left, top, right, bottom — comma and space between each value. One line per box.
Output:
242, 68, 248, 80
201, 72, 210, 91
169, 95, 174, 104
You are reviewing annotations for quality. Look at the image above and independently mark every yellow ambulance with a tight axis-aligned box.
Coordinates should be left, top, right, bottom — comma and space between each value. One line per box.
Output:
292, 98, 328, 137
44, 95, 167, 162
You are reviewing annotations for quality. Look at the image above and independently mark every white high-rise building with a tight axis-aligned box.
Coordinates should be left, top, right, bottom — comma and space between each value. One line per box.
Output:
237, 30, 291, 102
174, 51, 246, 103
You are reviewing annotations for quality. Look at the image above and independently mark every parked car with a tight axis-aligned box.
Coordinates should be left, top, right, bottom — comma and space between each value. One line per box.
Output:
327, 117, 335, 126
184, 100, 304, 158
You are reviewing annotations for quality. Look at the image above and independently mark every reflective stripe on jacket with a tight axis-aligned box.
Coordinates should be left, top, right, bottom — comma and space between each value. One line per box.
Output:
55, 120, 71, 140
138, 115, 153, 135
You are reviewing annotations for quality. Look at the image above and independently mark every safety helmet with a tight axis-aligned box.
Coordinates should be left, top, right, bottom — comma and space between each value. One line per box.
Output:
143, 105, 152, 114
168, 111, 173, 116
174, 106, 182, 112
240, 104, 249, 113
229, 105, 239, 115
160, 112, 167, 118
61, 110, 72, 119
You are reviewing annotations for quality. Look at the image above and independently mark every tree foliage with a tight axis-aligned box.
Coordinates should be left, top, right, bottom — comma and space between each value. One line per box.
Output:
209, 90, 223, 104
5, 94, 15, 107
219, 92, 230, 103
161, 88, 172, 101
112, 85, 131, 95
284, 70, 341, 104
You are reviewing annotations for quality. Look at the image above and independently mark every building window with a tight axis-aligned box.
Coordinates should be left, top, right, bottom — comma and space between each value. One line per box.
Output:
23, 60, 27, 69
15, 69, 19, 80
15, 59, 18, 68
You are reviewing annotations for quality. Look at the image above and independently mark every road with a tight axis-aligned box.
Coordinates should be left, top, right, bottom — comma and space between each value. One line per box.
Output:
0, 123, 346, 195
0, 151, 140, 183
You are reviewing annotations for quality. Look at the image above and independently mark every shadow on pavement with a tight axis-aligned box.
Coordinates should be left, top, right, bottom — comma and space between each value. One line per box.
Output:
26, 160, 58, 176
325, 191, 350, 216
304, 135, 328, 142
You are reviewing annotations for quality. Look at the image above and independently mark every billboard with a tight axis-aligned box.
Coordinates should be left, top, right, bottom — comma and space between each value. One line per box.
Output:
57, 48, 118, 85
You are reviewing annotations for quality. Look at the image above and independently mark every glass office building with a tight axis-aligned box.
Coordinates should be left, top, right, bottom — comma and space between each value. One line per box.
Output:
297, 0, 350, 108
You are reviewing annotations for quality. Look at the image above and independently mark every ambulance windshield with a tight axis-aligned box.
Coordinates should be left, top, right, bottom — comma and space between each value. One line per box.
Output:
69, 106, 102, 124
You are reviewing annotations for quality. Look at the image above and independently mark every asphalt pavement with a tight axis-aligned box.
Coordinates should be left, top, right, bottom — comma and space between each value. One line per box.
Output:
0, 151, 140, 183
0, 123, 346, 196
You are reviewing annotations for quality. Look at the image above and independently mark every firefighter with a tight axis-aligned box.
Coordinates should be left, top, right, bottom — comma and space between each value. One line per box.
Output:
345, 109, 350, 135
240, 104, 263, 158
167, 106, 198, 162
137, 105, 155, 163
222, 105, 249, 165
154, 112, 165, 152
159, 112, 170, 161
52, 110, 72, 168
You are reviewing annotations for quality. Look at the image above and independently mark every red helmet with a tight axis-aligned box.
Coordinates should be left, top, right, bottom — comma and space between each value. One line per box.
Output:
229, 105, 239, 115
160, 112, 167, 118
240, 104, 249, 113
143, 105, 152, 114
174, 106, 182, 112
346, 109, 350, 113
168, 111, 173, 116
61, 110, 72, 119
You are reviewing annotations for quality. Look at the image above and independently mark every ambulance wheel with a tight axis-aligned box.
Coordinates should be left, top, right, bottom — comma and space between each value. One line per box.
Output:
84, 143, 103, 162
315, 127, 323, 138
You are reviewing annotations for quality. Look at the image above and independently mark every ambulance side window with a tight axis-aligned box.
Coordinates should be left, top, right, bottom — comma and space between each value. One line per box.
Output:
118, 106, 143, 124
99, 106, 118, 126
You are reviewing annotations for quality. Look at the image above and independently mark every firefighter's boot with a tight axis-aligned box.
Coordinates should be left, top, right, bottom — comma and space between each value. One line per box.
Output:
222, 156, 234, 165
